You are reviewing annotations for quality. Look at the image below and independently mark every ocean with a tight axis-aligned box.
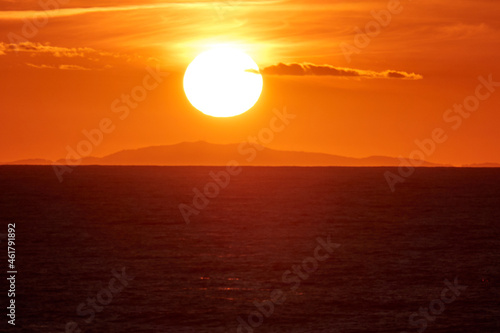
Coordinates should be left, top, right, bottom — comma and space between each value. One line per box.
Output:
0, 166, 499, 332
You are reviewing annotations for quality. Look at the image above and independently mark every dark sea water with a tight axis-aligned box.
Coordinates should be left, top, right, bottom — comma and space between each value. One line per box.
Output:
0, 166, 499, 333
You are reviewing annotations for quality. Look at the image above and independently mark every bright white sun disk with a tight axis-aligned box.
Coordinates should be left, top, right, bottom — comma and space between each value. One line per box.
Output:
183, 47, 263, 117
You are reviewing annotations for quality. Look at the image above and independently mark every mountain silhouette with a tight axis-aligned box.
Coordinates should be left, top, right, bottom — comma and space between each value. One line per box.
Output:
11, 142, 497, 167
46, 141, 444, 167
462, 163, 500, 168
4, 158, 53, 165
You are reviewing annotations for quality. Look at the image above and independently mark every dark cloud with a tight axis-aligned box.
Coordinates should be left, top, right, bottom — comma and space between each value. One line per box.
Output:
258, 63, 423, 80
0, 42, 145, 70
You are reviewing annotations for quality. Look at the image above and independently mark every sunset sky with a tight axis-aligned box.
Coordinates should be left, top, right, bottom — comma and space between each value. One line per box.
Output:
1, 0, 499, 165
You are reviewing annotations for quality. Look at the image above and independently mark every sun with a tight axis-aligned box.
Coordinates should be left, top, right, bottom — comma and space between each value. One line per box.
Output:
183, 46, 263, 117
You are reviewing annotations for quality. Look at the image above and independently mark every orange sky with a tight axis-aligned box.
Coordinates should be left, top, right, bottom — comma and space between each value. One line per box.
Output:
1, 0, 499, 165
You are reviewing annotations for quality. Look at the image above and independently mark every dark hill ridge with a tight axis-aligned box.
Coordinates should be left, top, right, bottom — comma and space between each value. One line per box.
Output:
463, 163, 500, 168
56, 141, 443, 167
7, 141, 496, 167
4, 158, 53, 165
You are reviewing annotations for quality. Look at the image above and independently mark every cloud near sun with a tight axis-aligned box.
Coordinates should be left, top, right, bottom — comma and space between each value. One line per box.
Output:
1, 42, 422, 80
254, 63, 423, 80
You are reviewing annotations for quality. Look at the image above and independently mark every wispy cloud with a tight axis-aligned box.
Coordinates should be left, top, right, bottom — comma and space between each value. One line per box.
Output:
26, 63, 54, 70
26, 63, 91, 70
436, 23, 491, 40
0, 3, 185, 19
255, 63, 423, 80
0, 1, 277, 19
59, 64, 91, 70
0, 42, 145, 70
0, 42, 104, 57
